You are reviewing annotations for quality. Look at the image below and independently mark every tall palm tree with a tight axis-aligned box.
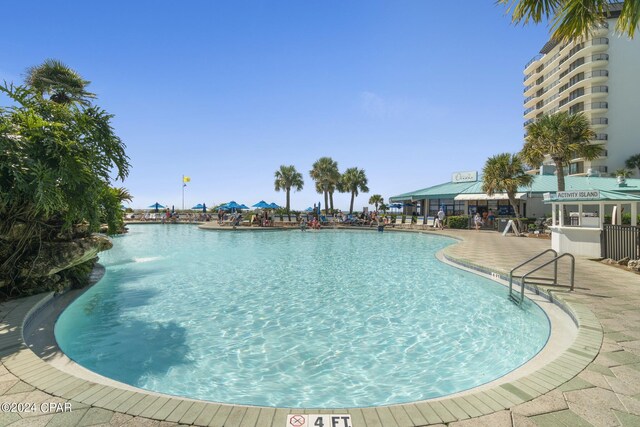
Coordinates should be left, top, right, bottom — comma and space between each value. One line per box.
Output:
482, 153, 534, 234
341, 168, 369, 214
274, 165, 304, 213
499, 0, 639, 40
25, 59, 95, 105
369, 194, 384, 212
521, 111, 600, 192
625, 154, 640, 176
309, 157, 340, 215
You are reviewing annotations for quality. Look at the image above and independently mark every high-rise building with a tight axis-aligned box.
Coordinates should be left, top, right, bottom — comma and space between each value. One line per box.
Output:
523, 5, 640, 177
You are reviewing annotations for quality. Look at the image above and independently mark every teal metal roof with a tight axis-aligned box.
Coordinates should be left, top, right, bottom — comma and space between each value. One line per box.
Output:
544, 189, 640, 203
389, 181, 477, 201
390, 176, 640, 200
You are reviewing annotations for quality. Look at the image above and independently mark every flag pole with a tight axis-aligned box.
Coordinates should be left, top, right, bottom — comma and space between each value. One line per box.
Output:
182, 174, 185, 210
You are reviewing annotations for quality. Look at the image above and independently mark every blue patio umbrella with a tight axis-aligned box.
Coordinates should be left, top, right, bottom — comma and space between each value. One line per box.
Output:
268, 202, 281, 209
238, 204, 249, 210
252, 200, 271, 209
225, 201, 242, 210
305, 207, 314, 212
148, 202, 165, 212
191, 204, 204, 210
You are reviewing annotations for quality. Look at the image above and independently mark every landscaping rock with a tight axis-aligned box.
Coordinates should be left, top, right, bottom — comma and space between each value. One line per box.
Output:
617, 257, 630, 266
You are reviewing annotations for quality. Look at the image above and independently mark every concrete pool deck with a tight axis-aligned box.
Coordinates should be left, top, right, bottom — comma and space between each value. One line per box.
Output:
0, 228, 639, 426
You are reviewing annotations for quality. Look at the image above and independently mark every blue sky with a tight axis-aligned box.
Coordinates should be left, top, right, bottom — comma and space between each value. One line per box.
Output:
1, 1, 551, 211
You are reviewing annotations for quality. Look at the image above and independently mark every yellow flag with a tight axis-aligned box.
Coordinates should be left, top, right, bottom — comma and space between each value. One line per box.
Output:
183, 176, 191, 183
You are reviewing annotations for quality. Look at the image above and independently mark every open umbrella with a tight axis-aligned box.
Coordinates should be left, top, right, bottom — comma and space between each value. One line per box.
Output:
268, 202, 281, 209
252, 200, 271, 209
191, 204, 204, 210
238, 204, 249, 210
305, 207, 314, 212
148, 202, 165, 212
225, 201, 242, 210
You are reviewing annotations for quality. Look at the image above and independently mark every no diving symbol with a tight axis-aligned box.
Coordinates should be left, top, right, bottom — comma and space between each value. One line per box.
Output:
290, 415, 306, 426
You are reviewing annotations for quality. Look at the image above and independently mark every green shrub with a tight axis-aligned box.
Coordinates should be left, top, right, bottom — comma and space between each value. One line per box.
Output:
447, 215, 469, 229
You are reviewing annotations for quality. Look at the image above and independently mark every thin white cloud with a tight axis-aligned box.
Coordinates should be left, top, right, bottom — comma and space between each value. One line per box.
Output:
360, 91, 387, 117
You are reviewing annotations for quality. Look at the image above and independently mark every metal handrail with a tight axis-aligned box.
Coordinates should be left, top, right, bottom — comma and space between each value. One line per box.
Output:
511, 253, 575, 304
508, 249, 557, 302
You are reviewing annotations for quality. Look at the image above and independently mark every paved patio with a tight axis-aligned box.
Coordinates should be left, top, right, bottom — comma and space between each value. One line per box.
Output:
1, 228, 639, 426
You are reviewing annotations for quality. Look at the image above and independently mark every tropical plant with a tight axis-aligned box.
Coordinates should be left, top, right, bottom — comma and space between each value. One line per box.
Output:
521, 111, 600, 192
625, 153, 640, 175
309, 157, 340, 215
25, 59, 96, 105
499, 0, 640, 41
340, 167, 369, 214
379, 202, 389, 214
274, 165, 304, 213
482, 153, 534, 234
0, 64, 129, 296
615, 168, 633, 178
369, 194, 384, 212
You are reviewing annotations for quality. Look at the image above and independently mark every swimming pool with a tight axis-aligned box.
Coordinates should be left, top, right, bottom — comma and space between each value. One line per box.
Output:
55, 225, 550, 408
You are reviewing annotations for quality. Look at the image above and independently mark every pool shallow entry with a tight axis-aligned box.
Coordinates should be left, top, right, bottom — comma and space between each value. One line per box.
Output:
55, 225, 550, 408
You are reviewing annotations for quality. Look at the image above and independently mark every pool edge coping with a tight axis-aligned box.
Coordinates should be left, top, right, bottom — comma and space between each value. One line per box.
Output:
0, 229, 603, 426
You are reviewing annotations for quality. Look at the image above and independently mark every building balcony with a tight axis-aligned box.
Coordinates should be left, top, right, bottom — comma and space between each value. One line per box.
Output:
591, 117, 608, 129
524, 54, 543, 73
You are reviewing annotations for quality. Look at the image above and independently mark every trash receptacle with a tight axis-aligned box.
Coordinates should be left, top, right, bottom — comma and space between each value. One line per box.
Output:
498, 218, 509, 232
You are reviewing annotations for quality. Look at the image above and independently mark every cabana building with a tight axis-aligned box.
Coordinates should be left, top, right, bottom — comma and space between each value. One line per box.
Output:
389, 171, 640, 220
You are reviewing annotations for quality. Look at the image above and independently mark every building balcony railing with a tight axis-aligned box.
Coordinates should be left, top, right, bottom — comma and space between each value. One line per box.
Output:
591, 117, 608, 125
593, 133, 608, 140
524, 54, 543, 70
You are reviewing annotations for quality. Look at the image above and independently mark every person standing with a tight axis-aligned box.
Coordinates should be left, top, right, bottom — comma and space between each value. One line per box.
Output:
474, 212, 483, 231
437, 208, 446, 230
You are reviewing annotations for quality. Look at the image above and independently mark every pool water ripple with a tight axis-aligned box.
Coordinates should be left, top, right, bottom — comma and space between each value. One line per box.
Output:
55, 225, 550, 408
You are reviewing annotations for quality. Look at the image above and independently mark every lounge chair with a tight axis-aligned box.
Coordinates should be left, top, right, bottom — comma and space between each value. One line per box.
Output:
413, 216, 424, 229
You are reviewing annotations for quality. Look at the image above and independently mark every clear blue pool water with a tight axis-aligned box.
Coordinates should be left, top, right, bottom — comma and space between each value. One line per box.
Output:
55, 225, 550, 408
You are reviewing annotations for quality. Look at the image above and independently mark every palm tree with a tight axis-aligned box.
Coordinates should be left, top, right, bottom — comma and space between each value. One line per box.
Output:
341, 168, 369, 214
499, 0, 639, 41
25, 59, 95, 105
309, 157, 340, 215
274, 165, 304, 213
379, 202, 389, 214
482, 153, 534, 234
625, 154, 640, 175
522, 111, 600, 192
369, 194, 384, 212
615, 168, 633, 178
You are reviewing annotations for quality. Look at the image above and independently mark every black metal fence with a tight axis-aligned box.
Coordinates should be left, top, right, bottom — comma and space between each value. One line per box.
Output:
601, 224, 640, 260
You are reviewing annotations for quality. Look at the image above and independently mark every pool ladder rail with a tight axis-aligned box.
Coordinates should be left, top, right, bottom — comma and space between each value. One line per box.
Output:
508, 249, 575, 305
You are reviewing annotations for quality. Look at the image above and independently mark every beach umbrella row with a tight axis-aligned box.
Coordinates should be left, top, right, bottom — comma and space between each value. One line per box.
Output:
146, 201, 282, 213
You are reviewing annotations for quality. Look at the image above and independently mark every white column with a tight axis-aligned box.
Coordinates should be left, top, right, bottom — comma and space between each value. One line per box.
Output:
599, 202, 605, 229
552, 203, 557, 226
559, 203, 564, 227
632, 202, 638, 227
616, 203, 622, 225
578, 203, 583, 227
